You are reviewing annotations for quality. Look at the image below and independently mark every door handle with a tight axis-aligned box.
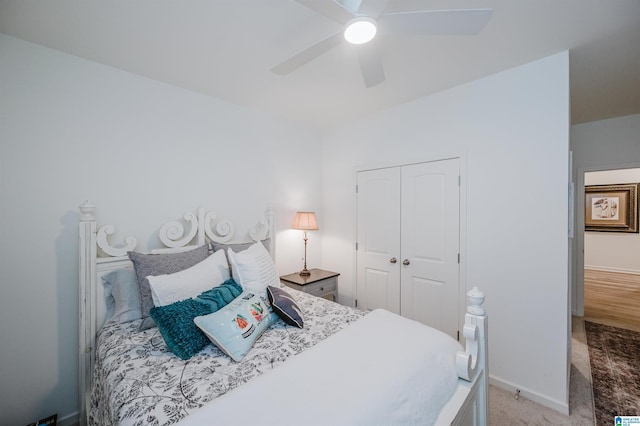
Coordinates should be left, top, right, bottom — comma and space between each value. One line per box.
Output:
402, 259, 410, 266
390, 257, 397, 264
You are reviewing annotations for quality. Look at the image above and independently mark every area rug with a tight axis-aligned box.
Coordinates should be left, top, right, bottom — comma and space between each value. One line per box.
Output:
585, 321, 640, 425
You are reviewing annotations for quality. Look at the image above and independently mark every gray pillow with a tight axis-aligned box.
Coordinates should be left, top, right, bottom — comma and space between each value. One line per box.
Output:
102, 268, 142, 324
128, 244, 210, 330
210, 239, 271, 274
210, 238, 271, 257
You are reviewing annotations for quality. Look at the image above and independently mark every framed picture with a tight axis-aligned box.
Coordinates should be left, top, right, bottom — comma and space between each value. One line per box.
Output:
585, 183, 639, 233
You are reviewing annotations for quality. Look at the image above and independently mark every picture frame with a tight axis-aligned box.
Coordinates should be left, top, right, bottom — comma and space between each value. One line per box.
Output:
585, 183, 639, 233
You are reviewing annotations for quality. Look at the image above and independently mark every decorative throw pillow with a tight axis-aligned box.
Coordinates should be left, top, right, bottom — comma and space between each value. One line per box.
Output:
211, 239, 271, 273
210, 239, 271, 257
148, 249, 230, 307
227, 242, 280, 295
266, 286, 304, 328
128, 244, 210, 330
102, 268, 142, 324
150, 279, 242, 360
194, 290, 278, 362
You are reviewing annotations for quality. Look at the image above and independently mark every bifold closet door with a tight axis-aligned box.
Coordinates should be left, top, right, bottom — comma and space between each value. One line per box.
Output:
356, 158, 460, 339
399, 160, 460, 339
356, 167, 401, 314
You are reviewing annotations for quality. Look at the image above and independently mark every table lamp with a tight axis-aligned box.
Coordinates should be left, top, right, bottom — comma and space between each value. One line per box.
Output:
292, 211, 318, 276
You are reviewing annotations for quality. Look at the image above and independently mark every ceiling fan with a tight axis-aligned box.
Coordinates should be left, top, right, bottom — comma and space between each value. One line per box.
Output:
271, 0, 493, 88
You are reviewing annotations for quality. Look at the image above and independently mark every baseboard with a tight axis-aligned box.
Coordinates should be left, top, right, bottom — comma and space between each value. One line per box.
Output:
58, 411, 79, 426
584, 265, 640, 275
489, 376, 569, 415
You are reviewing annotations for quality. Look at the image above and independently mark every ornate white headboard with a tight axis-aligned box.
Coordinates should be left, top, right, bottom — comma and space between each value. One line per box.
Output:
77, 201, 275, 425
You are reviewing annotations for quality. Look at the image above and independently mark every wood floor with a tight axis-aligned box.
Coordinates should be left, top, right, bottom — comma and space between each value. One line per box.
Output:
584, 268, 640, 332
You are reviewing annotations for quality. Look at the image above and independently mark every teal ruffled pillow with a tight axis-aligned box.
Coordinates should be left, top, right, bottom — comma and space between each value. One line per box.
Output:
150, 279, 242, 360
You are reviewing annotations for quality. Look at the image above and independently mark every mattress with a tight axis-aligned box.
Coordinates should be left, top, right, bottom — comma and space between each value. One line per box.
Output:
179, 308, 462, 426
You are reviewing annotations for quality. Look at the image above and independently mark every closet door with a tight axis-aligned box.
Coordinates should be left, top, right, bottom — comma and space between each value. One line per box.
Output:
356, 167, 401, 314
400, 159, 460, 338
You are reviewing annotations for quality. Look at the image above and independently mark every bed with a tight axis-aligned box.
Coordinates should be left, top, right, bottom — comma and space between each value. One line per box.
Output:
78, 202, 488, 425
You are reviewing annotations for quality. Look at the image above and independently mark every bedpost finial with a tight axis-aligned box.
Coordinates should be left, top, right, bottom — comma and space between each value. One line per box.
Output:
79, 201, 95, 221
467, 286, 486, 316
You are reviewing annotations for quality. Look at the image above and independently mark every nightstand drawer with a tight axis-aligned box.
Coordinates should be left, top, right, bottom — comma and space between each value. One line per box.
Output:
279, 269, 339, 303
300, 276, 337, 297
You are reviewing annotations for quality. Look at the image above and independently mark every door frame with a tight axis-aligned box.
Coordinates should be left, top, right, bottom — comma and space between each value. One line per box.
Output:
572, 161, 640, 316
353, 152, 468, 337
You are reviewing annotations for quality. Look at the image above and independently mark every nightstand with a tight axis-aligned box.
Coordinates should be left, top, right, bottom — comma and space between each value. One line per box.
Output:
280, 268, 339, 302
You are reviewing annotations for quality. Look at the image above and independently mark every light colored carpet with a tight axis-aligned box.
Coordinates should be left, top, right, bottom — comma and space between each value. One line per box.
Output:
489, 317, 594, 425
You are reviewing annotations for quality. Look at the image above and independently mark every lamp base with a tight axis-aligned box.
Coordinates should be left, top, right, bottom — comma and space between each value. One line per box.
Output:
299, 268, 311, 276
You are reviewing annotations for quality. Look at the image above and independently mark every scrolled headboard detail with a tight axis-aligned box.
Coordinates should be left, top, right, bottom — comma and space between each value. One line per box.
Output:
79, 201, 275, 258
204, 211, 235, 244
158, 211, 200, 248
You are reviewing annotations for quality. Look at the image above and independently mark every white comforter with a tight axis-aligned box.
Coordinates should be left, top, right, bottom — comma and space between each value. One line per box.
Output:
178, 309, 462, 426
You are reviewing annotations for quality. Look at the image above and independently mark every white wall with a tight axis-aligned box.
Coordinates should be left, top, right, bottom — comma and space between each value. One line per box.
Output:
0, 34, 322, 425
0, 32, 575, 422
584, 168, 640, 273
571, 113, 640, 314
320, 53, 571, 412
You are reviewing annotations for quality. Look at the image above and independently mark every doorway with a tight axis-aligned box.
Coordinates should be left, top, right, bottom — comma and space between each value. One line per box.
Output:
581, 167, 640, 331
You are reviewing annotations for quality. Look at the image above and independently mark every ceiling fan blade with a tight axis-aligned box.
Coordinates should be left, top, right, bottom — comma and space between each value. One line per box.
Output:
295, 0, 354, 24
271, 31, 343, 75
356, 0, 392, 19
379, 9, 493, 35
356, 42, 385, 88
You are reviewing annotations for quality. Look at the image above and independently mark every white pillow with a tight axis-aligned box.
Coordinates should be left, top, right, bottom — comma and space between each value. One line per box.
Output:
227, 241, 280, 295
147, 249, 230, 307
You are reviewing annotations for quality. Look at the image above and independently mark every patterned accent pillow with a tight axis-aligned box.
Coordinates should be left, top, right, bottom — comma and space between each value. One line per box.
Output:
210, 239, 271, 257
227, 242, 280, 296
194, 290, 279, 362
267, 286, 304, 328
210, 239, 271, 273
150, 279, 242, 360
128, 244, 210, 330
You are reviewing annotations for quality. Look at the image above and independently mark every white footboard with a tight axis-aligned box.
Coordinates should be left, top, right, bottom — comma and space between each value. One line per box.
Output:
436, 287, 488, 425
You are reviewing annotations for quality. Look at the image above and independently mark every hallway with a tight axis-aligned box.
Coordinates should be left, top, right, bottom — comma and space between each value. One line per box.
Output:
584, 268, 640, 332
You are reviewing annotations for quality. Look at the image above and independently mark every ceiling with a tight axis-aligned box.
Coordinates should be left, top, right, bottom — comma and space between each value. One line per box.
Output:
1, 0, 639, 130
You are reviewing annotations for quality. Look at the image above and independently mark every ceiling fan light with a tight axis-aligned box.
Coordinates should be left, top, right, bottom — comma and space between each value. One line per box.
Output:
344, 17, 377, 45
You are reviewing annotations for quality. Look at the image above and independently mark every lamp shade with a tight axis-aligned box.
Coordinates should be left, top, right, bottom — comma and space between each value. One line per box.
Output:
292, 212, 318, 231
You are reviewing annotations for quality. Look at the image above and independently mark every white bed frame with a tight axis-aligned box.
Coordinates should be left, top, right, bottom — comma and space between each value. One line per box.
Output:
78, 202, 488, 426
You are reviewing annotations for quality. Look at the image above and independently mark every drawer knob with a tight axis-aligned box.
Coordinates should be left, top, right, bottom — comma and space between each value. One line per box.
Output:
390, 257, 397, 264
402, 259, 410, 266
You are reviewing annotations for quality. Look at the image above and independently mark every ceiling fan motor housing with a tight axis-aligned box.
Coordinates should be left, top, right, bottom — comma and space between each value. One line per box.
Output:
344, 17, 378, 44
